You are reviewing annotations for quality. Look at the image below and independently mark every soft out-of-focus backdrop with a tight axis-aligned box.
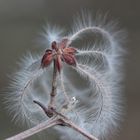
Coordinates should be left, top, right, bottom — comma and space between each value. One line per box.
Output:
0, 0, 139, 140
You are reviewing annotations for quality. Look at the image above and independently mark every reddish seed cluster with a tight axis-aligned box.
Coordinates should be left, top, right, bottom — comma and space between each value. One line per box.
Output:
41, 39, 77, 72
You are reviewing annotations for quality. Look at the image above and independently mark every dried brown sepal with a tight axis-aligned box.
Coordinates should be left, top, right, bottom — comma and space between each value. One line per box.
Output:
41, 50, 53, 68
63, 54, 77, 66
41, 39, 77, 72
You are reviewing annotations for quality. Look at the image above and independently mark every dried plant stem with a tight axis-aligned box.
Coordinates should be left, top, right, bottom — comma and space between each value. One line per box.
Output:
33, 100, 99, 140
6, 102, 98, 140
62, 119, 98, 140
6, 118, 60, 140
46, 60, 58, 117
49, 60, 58, 107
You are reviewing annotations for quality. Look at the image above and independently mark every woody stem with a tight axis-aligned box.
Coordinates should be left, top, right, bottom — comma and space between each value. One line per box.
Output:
32, 100, 99, 140
6, 118, 60, 140
49, 60, 58, 108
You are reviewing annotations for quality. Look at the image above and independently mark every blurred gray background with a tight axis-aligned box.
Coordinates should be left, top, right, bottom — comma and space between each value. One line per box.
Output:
0, 0, 139, 139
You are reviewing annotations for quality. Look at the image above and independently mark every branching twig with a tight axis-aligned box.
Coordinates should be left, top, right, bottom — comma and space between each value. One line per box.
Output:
6, 118, 61, 140
49, 60, 58, 107
45, 60, 58, 118
6, 100, 98, 140
38, 101, 99, 140
62, 119, 98, 140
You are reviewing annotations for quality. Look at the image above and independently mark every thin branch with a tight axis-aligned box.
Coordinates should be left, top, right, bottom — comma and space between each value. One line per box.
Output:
34, 100, 99, 140
49, 60, 58, 108
6, 118, 60, 140
63, 119, 98, 140
33, 100, 52, 117
6, 100, 99, 140
43, 60, 58, 118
